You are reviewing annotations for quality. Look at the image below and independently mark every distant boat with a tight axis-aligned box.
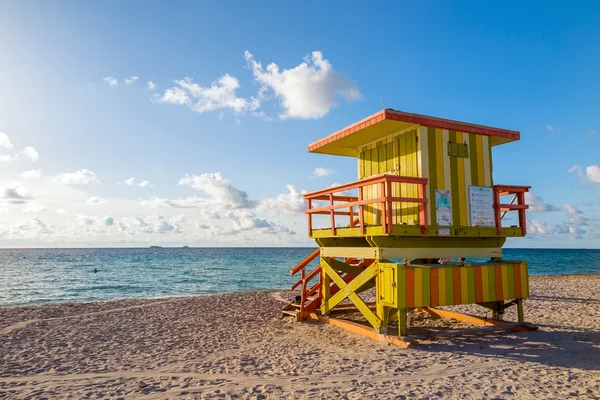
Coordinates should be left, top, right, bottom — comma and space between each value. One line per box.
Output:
149, 245, 163, 249
182, 246, 190, 249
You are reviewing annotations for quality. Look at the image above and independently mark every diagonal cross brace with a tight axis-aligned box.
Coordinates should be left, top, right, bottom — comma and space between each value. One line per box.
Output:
321, 257, 382, 331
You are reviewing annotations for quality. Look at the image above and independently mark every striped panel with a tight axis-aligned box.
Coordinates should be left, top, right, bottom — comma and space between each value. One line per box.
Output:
476, 135, 485, 186
482, 136, 491, 186
427, 127, 438, 225
402, 263, 530, 308
449, 130, 460, 226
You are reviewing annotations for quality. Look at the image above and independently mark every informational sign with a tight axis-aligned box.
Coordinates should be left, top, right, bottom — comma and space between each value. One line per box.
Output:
469, 186, 495, 227
435, 189, 452, 226
438, 228, 450, 237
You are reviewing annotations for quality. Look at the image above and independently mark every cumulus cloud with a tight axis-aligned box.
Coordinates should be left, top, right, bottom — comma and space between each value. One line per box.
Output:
313, 167, 335, 177
257, 184, 306, 214
118, 214, 183, 235
86, 196, 107, 205
125, 76, 139, 85
563, 203, 582, 215
0, 132, 13, 149
179, 173, 255, 209
568, 165, 600, 187
155, 75, 260, 115
21, 169, 42, 179
222, 209, 295, 235
103, 76, 118, 86
528, 219, 553, 234
524, 192, 559, 212
51, 169, 99, 185
0, 146, 39, 163
8, 217, 54, 239
1, 183, 33, 204
140, 196, 207, 209
147, 81, 156, 90
245, 50, 361, 119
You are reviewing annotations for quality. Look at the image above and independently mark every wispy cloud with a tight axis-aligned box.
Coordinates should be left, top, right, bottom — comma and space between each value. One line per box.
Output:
147, 81, 156, 90
124, 76, 139, 85
313, 167, 335, 177
50, 169, 99, 185
103, 76, 118, 86
20, 169, 42, 179
154, 75, 260, 115
524, 192, 559, 212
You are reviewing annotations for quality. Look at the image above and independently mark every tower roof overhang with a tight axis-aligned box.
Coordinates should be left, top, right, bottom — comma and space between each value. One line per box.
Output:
308, 109, 520, 157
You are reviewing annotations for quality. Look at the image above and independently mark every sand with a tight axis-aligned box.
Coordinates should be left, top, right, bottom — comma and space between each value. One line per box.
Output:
1, 275, 599, 399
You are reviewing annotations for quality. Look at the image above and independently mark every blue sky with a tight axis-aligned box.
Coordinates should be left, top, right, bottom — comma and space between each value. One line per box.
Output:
0, 1, 598, 247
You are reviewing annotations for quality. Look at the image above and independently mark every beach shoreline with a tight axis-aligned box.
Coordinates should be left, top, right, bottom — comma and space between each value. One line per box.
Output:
1, 275, 599, 398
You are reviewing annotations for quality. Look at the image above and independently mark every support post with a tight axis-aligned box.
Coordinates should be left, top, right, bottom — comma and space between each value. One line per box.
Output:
398, 309, 407, 337
321, 261, 331, 316
516, 298, 524, 322
359, 187, 365, 234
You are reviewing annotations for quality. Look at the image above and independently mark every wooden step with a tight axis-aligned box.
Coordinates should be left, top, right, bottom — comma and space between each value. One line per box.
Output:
281, 310, 298, 317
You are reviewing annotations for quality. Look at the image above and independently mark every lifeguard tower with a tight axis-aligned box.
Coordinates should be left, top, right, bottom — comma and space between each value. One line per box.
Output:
282, 109, 536, 346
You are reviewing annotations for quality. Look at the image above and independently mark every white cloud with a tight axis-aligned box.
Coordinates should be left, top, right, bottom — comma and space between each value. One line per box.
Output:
155, 75, 260, 115
586, 165, 600, 186
51, 169, 99, 185
528, 219, 553, 234
125, 76, 139, 85
0, 146, 40, 163
0, 132, 13, 149
313, 167, 335, 177
122, 177, 136, 185
147, 81, 156, 90
103, 76, 118, 86
137, 180, 155, 188
524, 192, 559, 212
563, 203, 582, 215
86, 196, 107, 205
245, 50, 361, 119
589, 129, 597, 136
118, 214, 183, 235
178, 173, 255, 209
22, 203, 47, 213
1, 183, 33, 204
21, 169, 42, 179
8, 217, 54, 239
258, 185, 306, 214
222, 209, 295, 235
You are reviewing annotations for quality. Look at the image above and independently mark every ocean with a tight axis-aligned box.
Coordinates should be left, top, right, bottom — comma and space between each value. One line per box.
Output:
1, 247, 599, 307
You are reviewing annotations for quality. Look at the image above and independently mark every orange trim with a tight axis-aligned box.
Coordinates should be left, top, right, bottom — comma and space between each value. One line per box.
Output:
430, 268, 439, 307
494, 265, 504, 301
474, 266, 483, 303
513, 263, 522, 298
308, 109, 520, 153
406, 268, 415, 308
453, 267, 462, 305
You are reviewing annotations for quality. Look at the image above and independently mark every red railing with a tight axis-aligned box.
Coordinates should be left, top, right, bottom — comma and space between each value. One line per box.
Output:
493, 185, 530, 236
290, 249, 321, 314
304, 174, 429, 236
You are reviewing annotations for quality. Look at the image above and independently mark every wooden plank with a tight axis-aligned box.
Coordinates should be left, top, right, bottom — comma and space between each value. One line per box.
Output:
477, 265, 486, 302
460, 266, 469, 304
438, 266, 447, 306
494, 265, 504, 301
521, 262, 529, 297
445, 267, 454, 305
513, 263, 522, 298
428, 127, 438, 225
482, 136, 491, 186
422, 267, 431, 307
406, 267, 415, 308
476, 134, 485, 186
453, 266, 462, 305
430, 267, 439, 307
469, 133, 479, 187
467, 266, 476, 304
501, 264, 510, 300
398, 265, 406, 309
449, 130, 460, 227
488, 265, 496, 302
420, 126, 431, 224
456, 131, 467, 227
414, 267, 423, 307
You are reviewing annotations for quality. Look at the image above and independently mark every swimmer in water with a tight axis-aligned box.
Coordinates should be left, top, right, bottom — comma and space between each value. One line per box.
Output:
92, 268, 98, 273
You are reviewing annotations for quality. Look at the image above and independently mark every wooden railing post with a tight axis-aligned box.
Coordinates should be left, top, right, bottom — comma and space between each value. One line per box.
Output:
418, 182, 427, 233
386, 179, 393, 234
381, 182, 387, 233
359, 186, 365, 234
494, 187, 502, 235
517, 191, 526, 235
307, 199, 312, 237
329, 193, 335, 235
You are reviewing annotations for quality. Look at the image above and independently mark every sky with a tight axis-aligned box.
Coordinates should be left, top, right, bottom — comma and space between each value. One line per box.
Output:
0, 1, 599, 248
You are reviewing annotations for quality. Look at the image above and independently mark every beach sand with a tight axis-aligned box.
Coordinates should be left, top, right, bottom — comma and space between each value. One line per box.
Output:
1, 275, 599, 399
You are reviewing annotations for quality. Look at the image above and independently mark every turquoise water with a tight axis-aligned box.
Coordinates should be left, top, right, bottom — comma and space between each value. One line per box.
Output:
0, 248, 599, 307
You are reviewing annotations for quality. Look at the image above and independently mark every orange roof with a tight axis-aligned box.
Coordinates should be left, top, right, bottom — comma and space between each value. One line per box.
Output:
308, 109, 520, 156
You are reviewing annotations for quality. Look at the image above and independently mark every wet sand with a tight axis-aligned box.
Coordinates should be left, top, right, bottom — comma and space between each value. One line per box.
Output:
1, 275, 599, 399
